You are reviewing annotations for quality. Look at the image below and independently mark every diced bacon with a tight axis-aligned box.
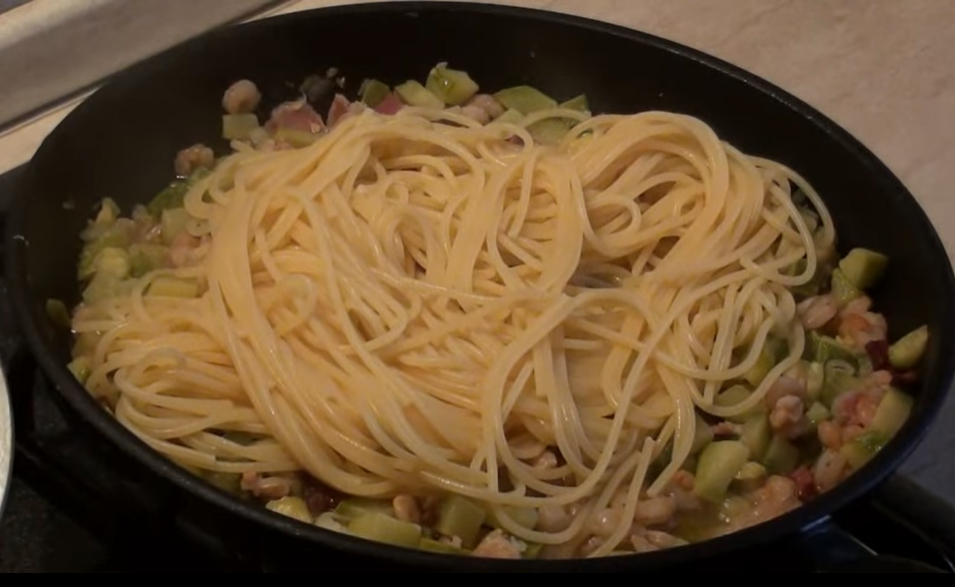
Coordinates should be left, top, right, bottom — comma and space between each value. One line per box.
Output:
265, 100, 325, 134
374, 93, 404, 115
789, 466, 817, 501
865, 339, 891, 371
241, 472, 292, 500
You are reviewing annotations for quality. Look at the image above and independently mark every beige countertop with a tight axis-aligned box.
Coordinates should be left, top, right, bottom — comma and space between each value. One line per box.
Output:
1, 0, 953, 255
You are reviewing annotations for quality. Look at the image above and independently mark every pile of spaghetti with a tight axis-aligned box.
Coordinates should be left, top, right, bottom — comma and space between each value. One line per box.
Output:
72, 105, 831, 555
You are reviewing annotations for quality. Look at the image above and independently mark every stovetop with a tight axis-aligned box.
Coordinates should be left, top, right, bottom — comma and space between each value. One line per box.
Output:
0, 163, 953, 573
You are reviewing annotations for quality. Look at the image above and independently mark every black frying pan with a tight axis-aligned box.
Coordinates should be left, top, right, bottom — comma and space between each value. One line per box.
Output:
5, 2, 955, 572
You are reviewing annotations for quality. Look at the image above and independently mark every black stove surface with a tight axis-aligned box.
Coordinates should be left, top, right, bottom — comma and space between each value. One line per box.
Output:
0, 164, 953, 573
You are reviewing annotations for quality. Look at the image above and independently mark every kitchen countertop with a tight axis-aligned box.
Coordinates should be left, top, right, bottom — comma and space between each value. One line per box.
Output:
0, 1, 952, 565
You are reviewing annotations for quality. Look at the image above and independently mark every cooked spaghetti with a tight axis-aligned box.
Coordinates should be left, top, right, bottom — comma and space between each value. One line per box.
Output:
65, 68, 924, 559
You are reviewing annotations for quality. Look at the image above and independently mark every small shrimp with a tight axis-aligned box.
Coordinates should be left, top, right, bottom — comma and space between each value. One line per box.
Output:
460, 105, 491, 125
765, 376, 808, 410
644, 530, 688, 549
167, 232, 201, 268
797, 294, 839, 330
813, 450, 848, 493
854, 392, 884, 428
839, 295, 873, 319
579, 536, 606, 557
537, 506, 572, 532
667, 471, 700, 512
588, 508, 623, 538
532, 451, 558, 470
222, 79, 261, 114
466, 94, 506, 120
818, 420, 843, 450
241, 472, 292, 500
633, 496, 677, 527
629, 529, 659, 553
838, 311, 888, 349
473, 530, 525, 559
832, 386, 886, 427
174, 143, 214, 177
392, 495, 421, 524
770, 395, 809, 439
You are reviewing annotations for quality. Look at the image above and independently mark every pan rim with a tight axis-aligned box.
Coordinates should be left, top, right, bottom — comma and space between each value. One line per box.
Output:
0, 364, 10, 523
5, 0, 955, 571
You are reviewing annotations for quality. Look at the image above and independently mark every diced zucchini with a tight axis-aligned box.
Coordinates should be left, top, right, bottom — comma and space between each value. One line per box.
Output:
129, 243, 168, 277
806, 361, 825, 400
694, 441, 750, 503
806, 331, 858, 367
523, 542, 544, 560
315, 512, 349, 534
433, 495, 486, 548
488, 506, 538, 531
333, 498, 393, 520
426, 64, 479, 106
721, 495, 753, 521
360, 79, 391, 108
839, 430, 889, 469
93, 247, 131, 280
395, 80, 444, 109
739, 414, 771, 460
45, 299, 71, 328
267, 497, 313, 524
147, 276, 200, 298
221, 431, 258, 446
681, 455, 699, 473
419, 537, 467, 555
274, 127, 320, 148
348, 512, 422, 548
528, 118, 574, 146
222, 113, 260, 140
82, 273, 131, 303
736, 461, 767, 481
734, 461, 767, 492
691, 413, 715, 455
147, 168, 209, 218
204, 471, 242, 495
148, 180, 188, 217
493, 85, 557, 114
67, 356, 92, 384
744, 338, 787, 387
493, 108, 524, 124
870, 387, 913, 437
888, 325, 929, 370
788, 258, 825, 298
559, 94, 589, 111
806, 402, 831, 429
715, 385, 763, 423
762, 435, 800, 475
160, 207, 190, 246
821, 365, 860, 407
838, 248, 888, 290
94, 198, 121, 225
78, 224, 132, 280
830, 268, 863, 307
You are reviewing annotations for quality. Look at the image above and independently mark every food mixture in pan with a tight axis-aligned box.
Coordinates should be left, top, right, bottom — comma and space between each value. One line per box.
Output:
54, 64, 929, 559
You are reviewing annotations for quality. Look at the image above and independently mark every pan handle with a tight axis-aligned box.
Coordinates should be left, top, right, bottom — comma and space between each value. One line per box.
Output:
796, 522, 944, 572
794, 476, 954, 573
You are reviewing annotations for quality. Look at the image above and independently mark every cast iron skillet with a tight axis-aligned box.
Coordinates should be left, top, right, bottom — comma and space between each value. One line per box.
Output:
5, 1, 955, 572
